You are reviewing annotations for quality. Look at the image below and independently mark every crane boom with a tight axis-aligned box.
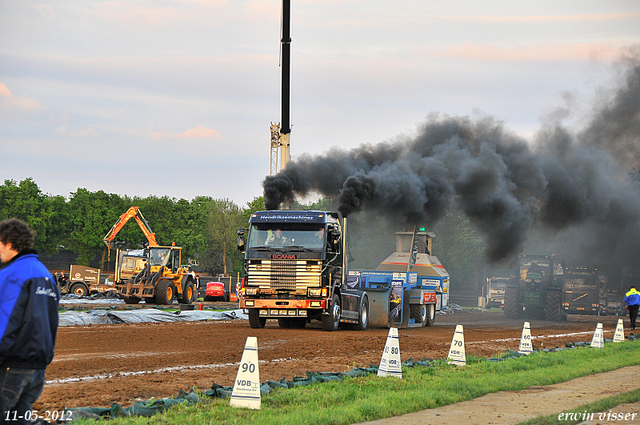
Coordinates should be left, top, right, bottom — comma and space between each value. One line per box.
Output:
103, 206, 158, 251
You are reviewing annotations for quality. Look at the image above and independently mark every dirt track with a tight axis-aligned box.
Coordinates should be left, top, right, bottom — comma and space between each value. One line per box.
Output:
37, 307, 627, 413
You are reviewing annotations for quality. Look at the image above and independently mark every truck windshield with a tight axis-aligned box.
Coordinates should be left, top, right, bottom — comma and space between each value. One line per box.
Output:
247, 224, 325, 250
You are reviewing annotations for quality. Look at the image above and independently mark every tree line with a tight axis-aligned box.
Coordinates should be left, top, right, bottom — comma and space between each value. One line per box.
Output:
0, 178, 264, 276
1, 178, 510, 297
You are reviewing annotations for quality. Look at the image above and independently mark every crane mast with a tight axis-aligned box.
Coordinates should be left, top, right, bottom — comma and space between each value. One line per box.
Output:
269, 0, 292, 175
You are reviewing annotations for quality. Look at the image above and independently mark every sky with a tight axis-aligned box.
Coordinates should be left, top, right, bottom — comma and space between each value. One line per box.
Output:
1, 0, 640, 207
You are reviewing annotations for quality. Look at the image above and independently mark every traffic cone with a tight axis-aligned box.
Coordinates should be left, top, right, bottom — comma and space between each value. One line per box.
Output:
378, 327, 402, 378
447, 325, 466, 366
230, 336, 261, 409
518, 322, 533, 355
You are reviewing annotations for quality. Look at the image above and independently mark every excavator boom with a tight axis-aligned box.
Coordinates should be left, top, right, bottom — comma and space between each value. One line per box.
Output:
103, 206, 158, 250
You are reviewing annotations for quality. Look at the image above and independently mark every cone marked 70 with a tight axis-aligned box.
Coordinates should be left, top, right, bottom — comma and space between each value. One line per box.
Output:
447, 325, 466, 366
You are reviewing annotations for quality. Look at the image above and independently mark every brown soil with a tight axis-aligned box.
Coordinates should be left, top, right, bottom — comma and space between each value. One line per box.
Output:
37, 307, 628, 415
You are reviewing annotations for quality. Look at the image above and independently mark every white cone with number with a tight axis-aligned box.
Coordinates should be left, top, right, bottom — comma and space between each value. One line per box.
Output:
518, 322, 533, 355
230, 336, 261, 409
447, 325, 466, 366
378, 327, 402, 378
590, 323, 604, 348
613, 319, 625, 343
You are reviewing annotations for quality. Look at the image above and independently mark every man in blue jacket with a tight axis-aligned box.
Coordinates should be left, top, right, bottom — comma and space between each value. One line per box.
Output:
0, 219, 59, 424
625, 285, 640, 331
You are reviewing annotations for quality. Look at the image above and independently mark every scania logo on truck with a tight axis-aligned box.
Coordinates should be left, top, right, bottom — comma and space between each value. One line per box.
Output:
272, 254, 297, 260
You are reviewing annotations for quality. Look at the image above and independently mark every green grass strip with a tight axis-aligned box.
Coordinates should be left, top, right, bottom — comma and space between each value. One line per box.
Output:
72, 339, 640, 425
517, 387, 640, 425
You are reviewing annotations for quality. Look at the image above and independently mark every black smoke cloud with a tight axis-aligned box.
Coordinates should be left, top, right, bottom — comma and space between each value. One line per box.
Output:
264, 48, 640, 263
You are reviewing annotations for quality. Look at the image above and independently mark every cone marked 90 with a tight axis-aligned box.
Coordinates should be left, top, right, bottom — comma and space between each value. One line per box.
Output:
230, 336, 261, 409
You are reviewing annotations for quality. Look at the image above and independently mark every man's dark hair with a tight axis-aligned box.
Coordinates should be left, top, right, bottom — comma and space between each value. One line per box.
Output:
0, 218, 35, 252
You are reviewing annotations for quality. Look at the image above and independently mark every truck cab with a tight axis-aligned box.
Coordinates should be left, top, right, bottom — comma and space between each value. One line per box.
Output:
238, 211, 348, 330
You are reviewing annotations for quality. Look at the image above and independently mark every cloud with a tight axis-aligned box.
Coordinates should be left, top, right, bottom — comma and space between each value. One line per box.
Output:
245, 0, 279, 20
153, 125, 221, 140
55, 124, 96, 138
424, 42, 620, 62
439, 12, 640, 24
179, 125, 222, 139
95, 2, 188, 26
0, 83, 44, 115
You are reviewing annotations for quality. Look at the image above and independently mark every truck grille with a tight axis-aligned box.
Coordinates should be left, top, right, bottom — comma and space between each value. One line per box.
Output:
248, 260, 321, 290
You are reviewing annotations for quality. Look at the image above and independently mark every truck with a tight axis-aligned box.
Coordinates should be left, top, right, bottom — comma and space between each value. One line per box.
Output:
504, 254, 564, 321
57, 265, 116, 296
562, 266, 600, 315
103, 207, 197, 305
237, 210, 450, 330
485, 277, 509, 309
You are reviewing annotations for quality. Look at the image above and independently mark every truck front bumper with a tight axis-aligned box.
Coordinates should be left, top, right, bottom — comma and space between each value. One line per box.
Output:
241, 298, 327, 315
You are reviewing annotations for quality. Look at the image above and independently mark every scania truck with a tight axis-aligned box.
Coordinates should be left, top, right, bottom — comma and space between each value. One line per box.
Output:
237, 210, 450, 331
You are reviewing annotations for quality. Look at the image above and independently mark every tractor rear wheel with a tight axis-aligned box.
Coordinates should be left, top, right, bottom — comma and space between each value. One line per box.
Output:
155, 280, 176, 305
410, 304, 425, 325
504, 286, 519, 319
545, 289, 562, 321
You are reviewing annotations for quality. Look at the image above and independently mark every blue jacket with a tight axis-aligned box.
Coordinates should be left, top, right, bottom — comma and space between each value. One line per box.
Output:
0, 251, 59, 369
625, 288, 640, 306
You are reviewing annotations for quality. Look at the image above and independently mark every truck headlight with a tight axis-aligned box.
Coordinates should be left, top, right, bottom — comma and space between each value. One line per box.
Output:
308, 288, 322, 297
246, 287, 259, 296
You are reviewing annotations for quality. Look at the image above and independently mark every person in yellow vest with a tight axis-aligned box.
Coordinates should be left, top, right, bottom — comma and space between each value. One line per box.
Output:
624, 285, 640, 330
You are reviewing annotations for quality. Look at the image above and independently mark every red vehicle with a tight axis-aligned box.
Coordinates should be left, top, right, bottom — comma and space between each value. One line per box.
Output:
205, 281, 225, 301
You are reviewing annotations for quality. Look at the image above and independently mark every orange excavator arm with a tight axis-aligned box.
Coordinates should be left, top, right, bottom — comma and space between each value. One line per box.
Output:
103, 206, 159, 251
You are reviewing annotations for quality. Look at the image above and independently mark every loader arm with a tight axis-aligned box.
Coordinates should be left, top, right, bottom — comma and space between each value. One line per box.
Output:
103, 206, 159, 252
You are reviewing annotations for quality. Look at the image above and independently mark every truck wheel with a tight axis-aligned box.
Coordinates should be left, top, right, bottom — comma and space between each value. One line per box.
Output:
155, 280, 176, 305
278, 318, 291, 328
544, 289, 562, 322
504, 286, 519, 319
248, 309, 266, 328
180, 281, 195, 304
70, 282, 89, 297
322, 293, 341, 331
354, 296, 369, 331
424, 304, 435, 327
